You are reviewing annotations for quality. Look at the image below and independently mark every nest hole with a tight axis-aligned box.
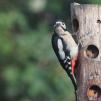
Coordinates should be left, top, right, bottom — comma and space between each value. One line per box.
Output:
72, 19, 79, 32
86, 45, 99, 58
87, 85, 101, 99
97, 19, 101, 24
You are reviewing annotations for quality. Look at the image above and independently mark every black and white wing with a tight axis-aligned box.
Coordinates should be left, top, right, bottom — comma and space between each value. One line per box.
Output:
51, 33, 77, 90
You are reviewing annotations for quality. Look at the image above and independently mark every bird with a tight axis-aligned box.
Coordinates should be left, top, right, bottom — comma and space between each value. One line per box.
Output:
51, 21, 78, 91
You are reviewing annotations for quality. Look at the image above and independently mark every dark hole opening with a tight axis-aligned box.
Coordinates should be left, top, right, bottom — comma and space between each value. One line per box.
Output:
87, 85, 101, 98
97, 19, 101, 24
72, 19, 79, 32
86, 45, 99, 58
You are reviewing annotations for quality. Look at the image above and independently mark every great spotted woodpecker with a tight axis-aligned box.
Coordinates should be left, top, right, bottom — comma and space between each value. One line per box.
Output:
52, 21, 78, 90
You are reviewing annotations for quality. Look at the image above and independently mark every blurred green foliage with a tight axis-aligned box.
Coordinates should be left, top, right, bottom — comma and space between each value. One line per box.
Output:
1, 0, 100, 101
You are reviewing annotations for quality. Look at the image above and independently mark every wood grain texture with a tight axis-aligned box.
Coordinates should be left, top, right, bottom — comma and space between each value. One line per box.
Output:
71, 3, 101, 101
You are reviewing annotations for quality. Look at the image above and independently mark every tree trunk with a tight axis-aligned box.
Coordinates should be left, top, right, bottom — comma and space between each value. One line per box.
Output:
71, 3, 101, 101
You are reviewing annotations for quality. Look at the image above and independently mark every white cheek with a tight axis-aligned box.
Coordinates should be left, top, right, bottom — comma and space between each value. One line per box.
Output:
62, 25, 66, 29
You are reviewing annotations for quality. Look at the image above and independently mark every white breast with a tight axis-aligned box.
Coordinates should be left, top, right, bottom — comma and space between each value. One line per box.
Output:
60, 31, 78, 58
70, 46, 78, 58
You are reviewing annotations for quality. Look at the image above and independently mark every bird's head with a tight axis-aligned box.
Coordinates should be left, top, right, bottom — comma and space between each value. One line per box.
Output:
54, 21, 66, 35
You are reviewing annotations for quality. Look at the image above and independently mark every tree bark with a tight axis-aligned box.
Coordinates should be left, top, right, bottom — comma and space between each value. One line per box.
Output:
71, 3, 101, 101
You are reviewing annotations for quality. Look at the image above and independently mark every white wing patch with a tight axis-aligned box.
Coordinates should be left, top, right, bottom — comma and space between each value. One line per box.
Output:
57, 39, 65, 60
